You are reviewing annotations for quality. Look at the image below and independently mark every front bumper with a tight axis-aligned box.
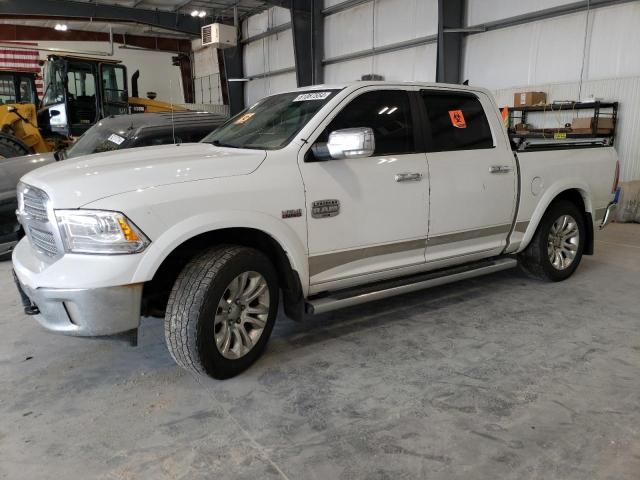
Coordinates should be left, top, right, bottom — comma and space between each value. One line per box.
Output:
14, 276, 143, 336
12, 237, 143, 337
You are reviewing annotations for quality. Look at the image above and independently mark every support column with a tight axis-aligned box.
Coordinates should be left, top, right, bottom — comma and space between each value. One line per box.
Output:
436, 0, 465, 84
290, 0, 323, 86
222, 46, 244, 115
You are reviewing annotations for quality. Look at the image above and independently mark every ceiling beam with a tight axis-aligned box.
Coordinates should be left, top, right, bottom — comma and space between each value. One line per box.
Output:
0, 0, 203, 35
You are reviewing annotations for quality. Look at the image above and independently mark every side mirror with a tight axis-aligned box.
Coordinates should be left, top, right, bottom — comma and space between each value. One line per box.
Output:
327, 127, 375, 160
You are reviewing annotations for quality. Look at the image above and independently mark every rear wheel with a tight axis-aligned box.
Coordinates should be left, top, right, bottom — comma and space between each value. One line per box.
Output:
518, 200, 586, 281
164, 246, 279, 379
0, 134, 29, 159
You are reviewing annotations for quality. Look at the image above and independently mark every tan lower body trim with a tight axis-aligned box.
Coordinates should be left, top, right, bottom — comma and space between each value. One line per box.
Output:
309, 224, 514, 277
514, 220, 529, 233
309, 238, 426, 277
427, 224, 512, 247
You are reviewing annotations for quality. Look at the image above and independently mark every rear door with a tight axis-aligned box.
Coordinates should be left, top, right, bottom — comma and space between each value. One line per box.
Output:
420, 89, 517, 266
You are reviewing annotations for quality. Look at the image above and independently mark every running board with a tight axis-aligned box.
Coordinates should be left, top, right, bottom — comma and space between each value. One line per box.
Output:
306, 257, 517, 315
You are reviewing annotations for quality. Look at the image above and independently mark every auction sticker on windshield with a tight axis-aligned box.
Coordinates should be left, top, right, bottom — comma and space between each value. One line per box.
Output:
107, 133, 125, 145
234, 112, 255, 124
293, 92, 332, 102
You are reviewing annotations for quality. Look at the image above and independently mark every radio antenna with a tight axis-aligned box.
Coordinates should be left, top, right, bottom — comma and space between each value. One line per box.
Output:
169, 79, 176, 144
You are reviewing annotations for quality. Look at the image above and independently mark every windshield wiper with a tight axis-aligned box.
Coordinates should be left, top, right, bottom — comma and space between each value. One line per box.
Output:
211, 139, 239, 148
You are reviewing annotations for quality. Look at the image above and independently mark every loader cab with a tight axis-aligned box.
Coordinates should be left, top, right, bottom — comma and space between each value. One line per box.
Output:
39, 56, 129, 137
0, 71, 38, 105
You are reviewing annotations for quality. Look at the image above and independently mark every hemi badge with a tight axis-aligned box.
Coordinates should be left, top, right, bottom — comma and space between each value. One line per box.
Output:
282, 208, 302, 219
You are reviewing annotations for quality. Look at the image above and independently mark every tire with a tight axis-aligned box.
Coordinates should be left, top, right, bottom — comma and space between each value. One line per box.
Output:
0, 135, 29, 159
164, 246, 279, 379
518, 200, 586, 282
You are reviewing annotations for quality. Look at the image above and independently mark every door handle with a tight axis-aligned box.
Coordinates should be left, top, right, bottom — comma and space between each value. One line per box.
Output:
395, 172, 423, 182
489, 165, 513, 174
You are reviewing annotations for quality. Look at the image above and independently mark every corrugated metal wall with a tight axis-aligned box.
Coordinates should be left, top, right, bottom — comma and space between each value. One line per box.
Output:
242, 7, 296, 106
323, 0, 437, 83
241, 0, 438, 105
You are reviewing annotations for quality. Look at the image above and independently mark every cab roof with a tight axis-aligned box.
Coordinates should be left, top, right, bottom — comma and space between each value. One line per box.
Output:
281, 81, 491, 96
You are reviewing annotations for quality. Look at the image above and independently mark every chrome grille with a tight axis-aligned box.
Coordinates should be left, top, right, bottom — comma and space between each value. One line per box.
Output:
27, 225, 58, 256
17, 183, 61, 258
22, 186, 49, 221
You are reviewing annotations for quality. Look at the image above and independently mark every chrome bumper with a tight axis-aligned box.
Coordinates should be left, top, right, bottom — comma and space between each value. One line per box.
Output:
599, 202, 617, 230
16, 279, 143, 336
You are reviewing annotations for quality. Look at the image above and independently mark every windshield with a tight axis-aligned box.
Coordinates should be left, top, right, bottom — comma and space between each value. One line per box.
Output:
66, 122, 130, 158
202, 90, 339, 150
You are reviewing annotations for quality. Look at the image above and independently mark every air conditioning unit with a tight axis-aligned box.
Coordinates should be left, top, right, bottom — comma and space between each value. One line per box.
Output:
201, 23, 237, 49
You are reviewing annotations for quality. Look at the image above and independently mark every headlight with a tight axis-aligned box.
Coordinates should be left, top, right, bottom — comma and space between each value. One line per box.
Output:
55, 210, 150, 254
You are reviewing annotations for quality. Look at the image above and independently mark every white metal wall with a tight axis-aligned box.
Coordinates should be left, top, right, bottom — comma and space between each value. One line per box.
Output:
323, 0, 438, 83
242, 6, 296, 106
463, 2, 640, 89
192, 42, 223, 105
466, 0, 577, 26
240, 0, 439, 104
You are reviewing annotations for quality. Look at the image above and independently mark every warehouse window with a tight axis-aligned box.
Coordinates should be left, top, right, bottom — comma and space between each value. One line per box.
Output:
421, 91, 493, 152
321, 90, 415, 155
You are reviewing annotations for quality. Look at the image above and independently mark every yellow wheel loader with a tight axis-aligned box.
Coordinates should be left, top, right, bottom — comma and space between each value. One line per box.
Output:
0, 55, 186, 159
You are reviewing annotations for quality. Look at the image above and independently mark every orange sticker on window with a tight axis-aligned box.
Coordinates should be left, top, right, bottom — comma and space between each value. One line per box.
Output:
234, 112, 255, 125
448, 110, 467, 128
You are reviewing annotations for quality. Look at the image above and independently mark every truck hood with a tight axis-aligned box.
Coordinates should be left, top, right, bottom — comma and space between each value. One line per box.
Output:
20, 143, 266, 207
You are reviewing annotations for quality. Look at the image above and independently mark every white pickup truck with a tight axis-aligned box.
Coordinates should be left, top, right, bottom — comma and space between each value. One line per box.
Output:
13, 82, 619, 379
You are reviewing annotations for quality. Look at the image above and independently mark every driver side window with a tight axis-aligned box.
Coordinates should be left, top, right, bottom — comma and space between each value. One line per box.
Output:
319, 90, 415, 156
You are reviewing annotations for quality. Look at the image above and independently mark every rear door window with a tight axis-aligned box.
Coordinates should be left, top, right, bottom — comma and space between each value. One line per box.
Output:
421, 91, 494, 152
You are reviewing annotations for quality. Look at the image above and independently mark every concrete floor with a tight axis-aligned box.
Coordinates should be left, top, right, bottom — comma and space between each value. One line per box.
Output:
1, 224, 639, 480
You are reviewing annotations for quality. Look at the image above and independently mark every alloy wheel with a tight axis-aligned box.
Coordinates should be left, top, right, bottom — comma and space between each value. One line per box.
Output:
547, 214, 580, 270
213, 271, 270, 359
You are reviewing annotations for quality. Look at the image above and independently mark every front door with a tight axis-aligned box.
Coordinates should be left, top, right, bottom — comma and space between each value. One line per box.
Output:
420, 89, 517, 266
65, 61, 99, 136
299, 88, 429, 287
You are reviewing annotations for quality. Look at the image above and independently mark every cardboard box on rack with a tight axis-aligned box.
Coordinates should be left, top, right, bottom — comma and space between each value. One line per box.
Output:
513, 91, 547, 107
571, 116, 614, 133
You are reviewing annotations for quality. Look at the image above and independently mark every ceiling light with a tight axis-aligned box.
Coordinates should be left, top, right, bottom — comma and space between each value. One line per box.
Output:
378, 107, 388, 115
387, 107, 398, 114
191, 10, 199, 17
198, 11, 207, 18
54, 24, 68, 31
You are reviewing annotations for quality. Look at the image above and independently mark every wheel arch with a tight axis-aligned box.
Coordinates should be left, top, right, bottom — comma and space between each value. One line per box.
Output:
521, 184, 594, 255
137, 222, 307, 321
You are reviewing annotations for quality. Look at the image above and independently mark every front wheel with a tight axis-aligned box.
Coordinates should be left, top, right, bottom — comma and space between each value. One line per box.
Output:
518, 200, 586, 281
165, 246, 279, 379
